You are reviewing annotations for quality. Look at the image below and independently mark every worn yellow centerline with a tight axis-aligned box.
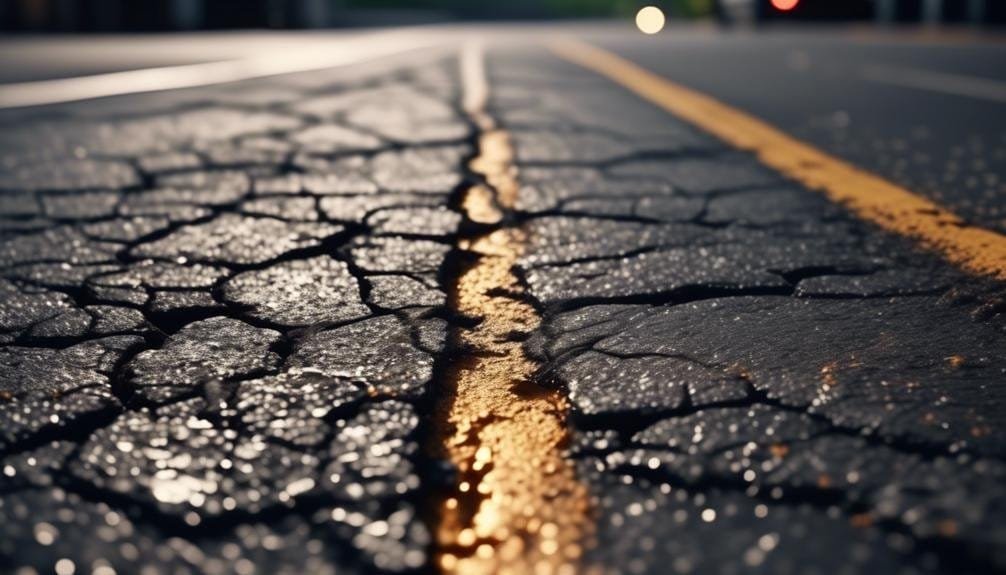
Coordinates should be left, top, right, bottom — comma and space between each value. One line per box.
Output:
551, 38, 1006, 281
430, 44, 593, 574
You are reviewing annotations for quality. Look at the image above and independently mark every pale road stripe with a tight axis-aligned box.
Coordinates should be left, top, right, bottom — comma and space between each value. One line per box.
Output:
551, 38, 1006, 281
459, 39, 492, 130
0, 31, 445, 109
863, 64, 1006, 104
843, 25, 1006, 46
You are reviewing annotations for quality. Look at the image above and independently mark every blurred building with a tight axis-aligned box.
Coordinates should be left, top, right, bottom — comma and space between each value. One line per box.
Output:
717, 0, 1003, 25
0, 0, 631, 31
0, 0, 1003, 31
0, 0, 336, 31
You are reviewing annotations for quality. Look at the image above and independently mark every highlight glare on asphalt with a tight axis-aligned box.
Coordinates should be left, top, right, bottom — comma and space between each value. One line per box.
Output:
635, 6, 665, 35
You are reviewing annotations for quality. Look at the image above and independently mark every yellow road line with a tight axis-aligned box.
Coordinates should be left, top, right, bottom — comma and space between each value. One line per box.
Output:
551, 38, 1006, 281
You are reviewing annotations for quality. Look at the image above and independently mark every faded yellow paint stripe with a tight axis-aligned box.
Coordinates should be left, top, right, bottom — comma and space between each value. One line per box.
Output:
431, 43, 594, 575
551, 38, 1006, 281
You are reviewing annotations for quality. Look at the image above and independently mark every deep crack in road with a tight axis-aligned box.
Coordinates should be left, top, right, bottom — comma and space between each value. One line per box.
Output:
0, 30, 1004, 575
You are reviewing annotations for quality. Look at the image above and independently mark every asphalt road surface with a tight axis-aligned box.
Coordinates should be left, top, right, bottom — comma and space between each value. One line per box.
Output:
584, 26, 1006, 233
0, 23, 1004, 575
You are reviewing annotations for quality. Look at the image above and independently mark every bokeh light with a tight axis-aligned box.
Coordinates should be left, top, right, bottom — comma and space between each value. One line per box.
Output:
771, 0, 800, 11
635, 6, 666, 35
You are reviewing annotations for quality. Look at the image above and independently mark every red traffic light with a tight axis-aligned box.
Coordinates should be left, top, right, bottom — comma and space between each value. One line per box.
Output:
771, 0, 800, 11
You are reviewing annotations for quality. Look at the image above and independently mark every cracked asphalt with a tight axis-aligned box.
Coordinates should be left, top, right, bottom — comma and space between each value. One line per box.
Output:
1, 27, 1005, 575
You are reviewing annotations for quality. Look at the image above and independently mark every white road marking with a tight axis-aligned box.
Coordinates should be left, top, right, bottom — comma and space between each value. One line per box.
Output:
460, 40, 492, 130
0, 30, 446, 109
863, 64, 1006, 104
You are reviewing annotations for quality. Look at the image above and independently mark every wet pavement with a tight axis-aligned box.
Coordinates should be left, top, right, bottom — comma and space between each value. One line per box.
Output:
583, 28, 1006, 234
1, 26, 1005, 575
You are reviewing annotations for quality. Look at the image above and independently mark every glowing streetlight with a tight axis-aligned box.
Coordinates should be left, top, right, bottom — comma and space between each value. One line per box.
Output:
635, 6, 666, 35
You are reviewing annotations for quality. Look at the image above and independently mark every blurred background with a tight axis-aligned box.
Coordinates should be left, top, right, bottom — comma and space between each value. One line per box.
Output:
1, 0, 1003, 32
